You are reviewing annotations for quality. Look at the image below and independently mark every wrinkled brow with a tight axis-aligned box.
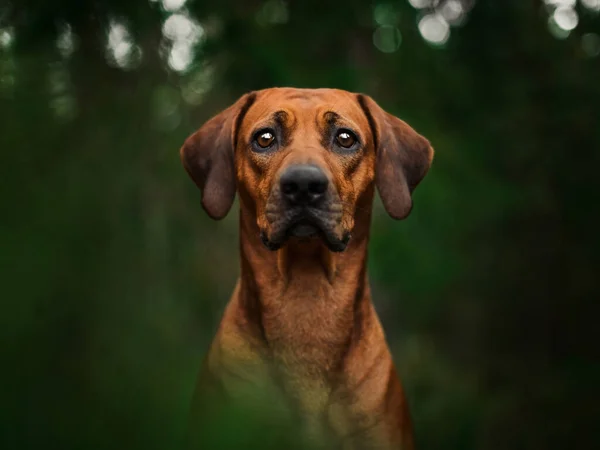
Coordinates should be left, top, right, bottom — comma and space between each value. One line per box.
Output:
272, 110, 289, 127
321, 111, 340, 127
320, 111, 363, 139
250, 109, 291, 130
250, 110, 296, 147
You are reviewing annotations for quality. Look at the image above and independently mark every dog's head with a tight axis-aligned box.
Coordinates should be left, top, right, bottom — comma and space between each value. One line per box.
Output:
180, 88, 434, 252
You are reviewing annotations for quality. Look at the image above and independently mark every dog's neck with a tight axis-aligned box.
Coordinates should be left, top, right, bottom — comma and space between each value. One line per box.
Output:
234, 189, 377, 373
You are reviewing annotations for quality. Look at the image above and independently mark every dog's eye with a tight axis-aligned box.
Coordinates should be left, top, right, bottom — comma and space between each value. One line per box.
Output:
336, 130, 357, 148
255, 131, 275, 149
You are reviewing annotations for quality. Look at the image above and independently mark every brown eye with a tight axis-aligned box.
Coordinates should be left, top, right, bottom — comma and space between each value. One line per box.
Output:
336, 130, 356, 148
255, 131, 275, 149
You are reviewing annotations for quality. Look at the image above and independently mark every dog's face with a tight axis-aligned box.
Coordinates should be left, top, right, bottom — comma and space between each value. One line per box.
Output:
236, 89, 378, 252
181, 88, 433, 252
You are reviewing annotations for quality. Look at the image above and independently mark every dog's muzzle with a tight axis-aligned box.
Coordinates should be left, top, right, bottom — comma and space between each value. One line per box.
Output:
261, 164, 350, 252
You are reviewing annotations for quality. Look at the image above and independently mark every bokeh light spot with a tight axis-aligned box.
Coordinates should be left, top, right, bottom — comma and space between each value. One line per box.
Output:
582, 33, 600, 57
553, 6, 578, 31
162, 13, 203, 42
543, 0, 576, 7
161, 12, 203, 73
581, 0, 600, 12
168, 42, 193, 72
408, 0, 432, 9
544, 0, 577, 8
418, 14, 450, 46
57, 24, 76, 58
373, 26, 402, 53
160, 0, 187, 12
373, 4, 400, 26
106, 20, 143, 70
0, 27, 14, 50
440, 0, 465, 25
547, 15, 571, 39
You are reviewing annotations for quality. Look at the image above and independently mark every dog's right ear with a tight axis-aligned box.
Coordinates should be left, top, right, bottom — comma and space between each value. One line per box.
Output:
180, 92, 256, 220
357, 94, 434, 220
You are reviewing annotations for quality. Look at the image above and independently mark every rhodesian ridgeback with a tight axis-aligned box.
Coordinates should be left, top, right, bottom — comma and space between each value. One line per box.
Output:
181, 88, 434, 449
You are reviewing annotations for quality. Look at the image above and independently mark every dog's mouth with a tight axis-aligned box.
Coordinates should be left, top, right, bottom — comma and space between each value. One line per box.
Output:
288, 219, 319, 238
261, 210, 350, 252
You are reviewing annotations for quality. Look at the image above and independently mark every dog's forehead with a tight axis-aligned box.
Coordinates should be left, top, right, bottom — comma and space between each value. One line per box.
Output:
243, 88, 366, 127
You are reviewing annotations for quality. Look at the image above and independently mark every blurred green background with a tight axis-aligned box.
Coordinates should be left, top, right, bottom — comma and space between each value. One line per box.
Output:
1, 0, 598, 449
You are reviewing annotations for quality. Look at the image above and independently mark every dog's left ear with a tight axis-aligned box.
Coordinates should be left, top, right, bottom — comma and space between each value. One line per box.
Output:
357, 94, 434, 220
180, 92, 256, 219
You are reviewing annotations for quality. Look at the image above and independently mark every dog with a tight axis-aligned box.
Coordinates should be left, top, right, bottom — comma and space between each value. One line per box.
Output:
180, 88, 433, 449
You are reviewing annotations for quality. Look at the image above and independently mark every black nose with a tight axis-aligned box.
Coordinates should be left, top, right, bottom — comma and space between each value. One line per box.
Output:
280, 164, 329, 206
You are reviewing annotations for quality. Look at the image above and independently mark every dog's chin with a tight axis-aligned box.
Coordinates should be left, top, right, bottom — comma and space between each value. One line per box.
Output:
260, 220, 350, 253
289, 221, 319, 238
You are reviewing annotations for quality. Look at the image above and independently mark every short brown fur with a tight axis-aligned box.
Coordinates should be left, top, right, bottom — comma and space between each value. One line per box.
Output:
181, 88, 434, 449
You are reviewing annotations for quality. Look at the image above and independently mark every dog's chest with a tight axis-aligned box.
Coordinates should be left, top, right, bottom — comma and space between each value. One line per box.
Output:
216, 334, 340, 448
265, 288, 353, 375
215, 283, 361, 446
261, 292, 354, 424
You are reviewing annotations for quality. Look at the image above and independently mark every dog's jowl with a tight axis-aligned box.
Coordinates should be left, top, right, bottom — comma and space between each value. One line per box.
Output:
180, 88, 434, 450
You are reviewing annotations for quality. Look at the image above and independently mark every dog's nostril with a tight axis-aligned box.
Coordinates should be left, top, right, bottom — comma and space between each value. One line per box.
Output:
281, 180, 298, 195
309, 180, 327, 195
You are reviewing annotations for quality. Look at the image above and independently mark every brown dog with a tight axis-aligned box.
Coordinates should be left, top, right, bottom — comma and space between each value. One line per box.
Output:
181, 88, 433, 449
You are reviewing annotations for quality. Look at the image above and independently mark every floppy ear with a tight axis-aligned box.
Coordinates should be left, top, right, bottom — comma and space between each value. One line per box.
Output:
179, 92, 256, 220
180, 92, 256, 219
357, 94, 434, 220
